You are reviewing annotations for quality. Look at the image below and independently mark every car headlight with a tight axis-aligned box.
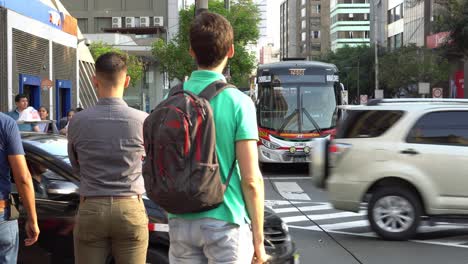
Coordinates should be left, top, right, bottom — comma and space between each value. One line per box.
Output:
261, 138, 281, 149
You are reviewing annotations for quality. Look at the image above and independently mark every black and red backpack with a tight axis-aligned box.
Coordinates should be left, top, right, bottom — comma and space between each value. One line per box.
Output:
142, 80, 236, 214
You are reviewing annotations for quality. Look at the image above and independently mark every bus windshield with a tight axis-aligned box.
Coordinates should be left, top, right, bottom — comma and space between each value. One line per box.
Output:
258, 84, 337, 133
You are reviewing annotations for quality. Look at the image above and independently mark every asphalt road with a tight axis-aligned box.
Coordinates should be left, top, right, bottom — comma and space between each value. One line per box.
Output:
262, 164, 468, 264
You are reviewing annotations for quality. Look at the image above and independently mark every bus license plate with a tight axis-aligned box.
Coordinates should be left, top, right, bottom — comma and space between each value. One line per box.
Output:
294, 157, 306, 163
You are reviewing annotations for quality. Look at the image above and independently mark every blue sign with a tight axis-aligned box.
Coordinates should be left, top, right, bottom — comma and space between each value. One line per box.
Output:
1, 0, 64, 31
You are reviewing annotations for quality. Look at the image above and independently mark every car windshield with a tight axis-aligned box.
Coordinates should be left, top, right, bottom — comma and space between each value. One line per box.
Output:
24, 136, 70, 164
258, 85, 337, 133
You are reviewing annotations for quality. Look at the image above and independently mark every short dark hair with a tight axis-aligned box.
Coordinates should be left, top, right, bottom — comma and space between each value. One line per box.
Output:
189, 12, 234, 68
95, 52, 128, 84
15, 94, 28, 102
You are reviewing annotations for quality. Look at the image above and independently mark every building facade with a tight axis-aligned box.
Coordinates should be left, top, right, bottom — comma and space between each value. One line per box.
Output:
330, 0, 370, 51
0, 0, 96, 119
281, 0, 298, 59
281, 0, 331, 59
61, 0, 170, 111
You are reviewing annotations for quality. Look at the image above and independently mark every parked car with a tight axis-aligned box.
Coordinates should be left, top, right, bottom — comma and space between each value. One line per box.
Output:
15, 133, 299, 263
311, 99, 468, 241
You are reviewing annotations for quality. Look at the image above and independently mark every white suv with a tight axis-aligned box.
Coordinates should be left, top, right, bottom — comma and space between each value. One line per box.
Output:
311, 99, 468, 240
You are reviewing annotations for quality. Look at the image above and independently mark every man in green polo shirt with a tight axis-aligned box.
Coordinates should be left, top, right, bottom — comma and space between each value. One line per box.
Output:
167, 12, 269, 264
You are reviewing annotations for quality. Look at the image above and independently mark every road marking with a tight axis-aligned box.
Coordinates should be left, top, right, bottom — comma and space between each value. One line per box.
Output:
282, 211, 366, 223
290, 220, 370, 231
264, 176, 312, 180
264, 200, 313, 207
273, 204, 333, 214
273, 182, 311, 201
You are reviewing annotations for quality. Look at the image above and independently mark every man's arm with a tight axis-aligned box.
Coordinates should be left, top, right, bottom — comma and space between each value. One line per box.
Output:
8, 155, 39, 246
32, 124, 40, 132
237, 140, 269, 264
67, 121, 80, 175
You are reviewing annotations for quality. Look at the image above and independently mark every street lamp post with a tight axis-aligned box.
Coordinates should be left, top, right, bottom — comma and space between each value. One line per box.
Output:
371, 0, 381, 97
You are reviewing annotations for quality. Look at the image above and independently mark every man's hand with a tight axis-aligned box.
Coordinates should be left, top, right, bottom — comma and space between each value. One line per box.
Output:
24, 219, 40, 246
252, 241, 270, 264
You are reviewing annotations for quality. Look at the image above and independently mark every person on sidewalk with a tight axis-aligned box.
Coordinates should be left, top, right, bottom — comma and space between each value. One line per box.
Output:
68, 52, 149, 264
167, 12, 269, 264
0, 112, 40, 264
6, 94, 40, 132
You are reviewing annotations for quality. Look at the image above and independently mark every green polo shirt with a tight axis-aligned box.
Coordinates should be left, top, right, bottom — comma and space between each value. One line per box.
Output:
168, 70, 259, 225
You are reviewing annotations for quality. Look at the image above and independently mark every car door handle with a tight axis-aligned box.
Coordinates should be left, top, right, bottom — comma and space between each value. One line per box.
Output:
400, 149, 419, 155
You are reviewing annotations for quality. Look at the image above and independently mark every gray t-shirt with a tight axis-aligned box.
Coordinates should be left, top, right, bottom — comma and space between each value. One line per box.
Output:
67, 98, 148, 196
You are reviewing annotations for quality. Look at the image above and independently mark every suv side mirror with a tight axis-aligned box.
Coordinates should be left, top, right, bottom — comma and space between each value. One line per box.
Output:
47, 181, 79, 196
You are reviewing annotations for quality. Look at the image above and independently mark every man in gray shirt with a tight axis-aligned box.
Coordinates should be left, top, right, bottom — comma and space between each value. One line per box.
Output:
68, 52, 149, 264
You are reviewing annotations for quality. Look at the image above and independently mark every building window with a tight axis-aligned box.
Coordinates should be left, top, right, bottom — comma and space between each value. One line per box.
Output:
302, 0, 306, 6
312, 4, 321, 13
311, 43, 321, 51
301, 32, 307, 41
310, 17, 321, 25
301, 7, 306, 17
301, 20, 306, 29
77, 18, 88, 33
349, 31, 354, 39
311, 30, 321, 39
388, 4, 403, 24
365, 31, 369, 39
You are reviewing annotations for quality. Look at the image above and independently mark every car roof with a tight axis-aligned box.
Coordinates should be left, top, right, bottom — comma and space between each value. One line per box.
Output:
339, 99, 468, 112
258, 60, 338, 71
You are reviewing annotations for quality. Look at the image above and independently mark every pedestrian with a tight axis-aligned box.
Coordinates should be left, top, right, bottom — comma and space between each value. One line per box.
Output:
59, 110, 75, 136
37, 106, 59, 134
6, 94, 40, 132
0, 112, 40, 264
68, 52, 149, 264
162, 12, 268, 264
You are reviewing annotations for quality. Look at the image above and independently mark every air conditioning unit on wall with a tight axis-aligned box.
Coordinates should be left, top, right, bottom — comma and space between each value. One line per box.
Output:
154, 16, 164, 27
112, 17, 121, 28
126, 17, 135, 27
140, 16, 150, 27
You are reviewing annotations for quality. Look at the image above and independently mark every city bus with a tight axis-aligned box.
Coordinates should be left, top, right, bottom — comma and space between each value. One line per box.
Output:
255, 60, 344, 164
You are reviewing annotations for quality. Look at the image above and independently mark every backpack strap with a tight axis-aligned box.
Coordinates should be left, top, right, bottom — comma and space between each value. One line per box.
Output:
199, 80, 235, 101
168, 83, 184, 97
224, 159, 236, 192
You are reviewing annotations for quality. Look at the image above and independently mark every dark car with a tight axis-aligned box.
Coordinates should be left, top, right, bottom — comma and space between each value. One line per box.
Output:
15, 133, 299, 264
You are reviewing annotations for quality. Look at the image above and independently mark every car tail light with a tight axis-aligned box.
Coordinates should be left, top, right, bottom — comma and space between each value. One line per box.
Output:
328, 143, 351, 167
148, 223, 169, 232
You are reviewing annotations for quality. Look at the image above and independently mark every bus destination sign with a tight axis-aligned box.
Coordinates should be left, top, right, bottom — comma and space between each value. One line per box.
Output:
289, 68, 306, 76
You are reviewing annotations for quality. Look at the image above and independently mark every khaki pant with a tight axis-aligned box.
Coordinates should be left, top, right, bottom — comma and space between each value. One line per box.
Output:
74, 197, 149, 264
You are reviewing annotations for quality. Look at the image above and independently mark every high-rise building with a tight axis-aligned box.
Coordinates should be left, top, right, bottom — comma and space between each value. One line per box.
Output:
330, 0, 370, 51
280, 0, 331, 59
60, 0, 170, 111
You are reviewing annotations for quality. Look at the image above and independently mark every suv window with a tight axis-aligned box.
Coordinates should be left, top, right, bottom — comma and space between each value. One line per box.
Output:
336, 110, 404, 139
407, 111, 468, 146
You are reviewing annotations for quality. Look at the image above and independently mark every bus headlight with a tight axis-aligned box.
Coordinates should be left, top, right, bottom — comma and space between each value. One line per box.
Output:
304, 146, 311, 154
261, 138, 281, 149
289, 147, 297, 154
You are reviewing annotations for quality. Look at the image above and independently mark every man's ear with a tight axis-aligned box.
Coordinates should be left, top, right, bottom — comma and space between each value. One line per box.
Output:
189, 46, 196, 59
227, 44, 235, 59
92, 76, 99, 88
124, 75, 131, 89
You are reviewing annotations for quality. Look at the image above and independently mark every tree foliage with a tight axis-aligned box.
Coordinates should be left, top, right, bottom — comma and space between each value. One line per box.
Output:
433, 0, 468, 57
89, 42, 144, 87
379, 45, 450, 96
321, 45, 374, 103
321, 45, 450, 100
152, 0, 260, 87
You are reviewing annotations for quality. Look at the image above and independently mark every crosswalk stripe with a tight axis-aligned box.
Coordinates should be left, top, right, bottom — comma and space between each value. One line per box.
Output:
417, 234, 468, 245
282, 211, 366, 223
264, 200, 313, 207
274, 182, 311, 201
273, 204, 333, 214
290, 220, 370, 231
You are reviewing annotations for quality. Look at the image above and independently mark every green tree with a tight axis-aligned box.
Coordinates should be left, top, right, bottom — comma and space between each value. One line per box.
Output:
379, 45, 450, 96
321, 45, 374, 103
152, 0, 260, 87
89, 42, 144, 87
433, 0, 468, 56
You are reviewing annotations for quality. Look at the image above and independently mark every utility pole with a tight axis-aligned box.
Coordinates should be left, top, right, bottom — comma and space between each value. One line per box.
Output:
357, 59, 360, 99
372, 0, 381, 98
195, 0, 209, 16
225, 0, 230, 10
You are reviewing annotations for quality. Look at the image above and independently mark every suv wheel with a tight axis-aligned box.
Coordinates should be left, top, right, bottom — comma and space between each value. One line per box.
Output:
368, 187, 422, 241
